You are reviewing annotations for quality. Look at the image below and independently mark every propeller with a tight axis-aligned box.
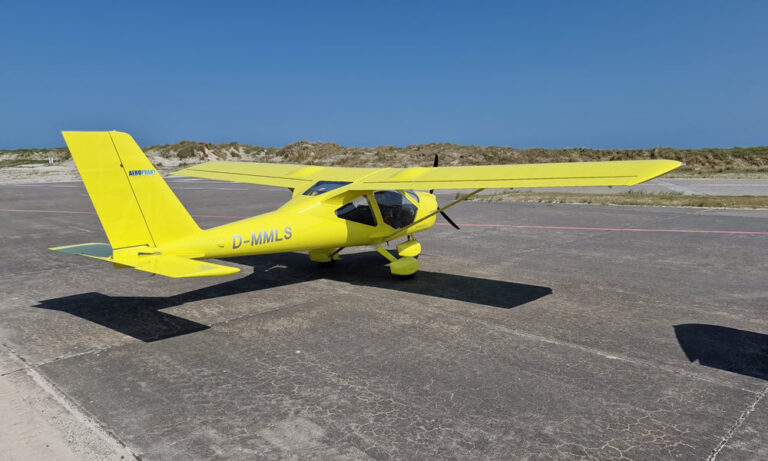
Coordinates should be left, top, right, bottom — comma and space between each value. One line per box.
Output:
430, 154, 460, 230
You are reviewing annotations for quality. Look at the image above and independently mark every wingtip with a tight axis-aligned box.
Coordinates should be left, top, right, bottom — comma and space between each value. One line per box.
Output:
628, 159, 683, 185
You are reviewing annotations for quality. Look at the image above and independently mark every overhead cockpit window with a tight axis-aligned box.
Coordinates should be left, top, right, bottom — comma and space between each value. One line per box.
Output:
404, 190, 419, 203
303, 181, 351, 196
374, 190, 417, 229
335, 195, 376, 226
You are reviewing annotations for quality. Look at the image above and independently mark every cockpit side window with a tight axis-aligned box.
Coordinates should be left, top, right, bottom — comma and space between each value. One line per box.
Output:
335, 195, 376, 226
374, 190, 417, 229
303, 181, 351, 196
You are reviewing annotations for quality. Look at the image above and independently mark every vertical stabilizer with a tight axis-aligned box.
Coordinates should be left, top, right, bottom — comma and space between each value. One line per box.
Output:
62, 131, 201, 249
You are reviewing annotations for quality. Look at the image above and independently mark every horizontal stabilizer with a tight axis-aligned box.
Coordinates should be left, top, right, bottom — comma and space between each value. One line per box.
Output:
125, 254, 240, 278
51, 243, 239, 278
51, 242, 113, 259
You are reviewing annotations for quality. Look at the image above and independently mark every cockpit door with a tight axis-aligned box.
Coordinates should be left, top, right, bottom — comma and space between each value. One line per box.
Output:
373, 190, 418, 229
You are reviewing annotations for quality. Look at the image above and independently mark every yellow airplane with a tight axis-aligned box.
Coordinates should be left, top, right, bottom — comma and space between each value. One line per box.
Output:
52, 131, 681, 277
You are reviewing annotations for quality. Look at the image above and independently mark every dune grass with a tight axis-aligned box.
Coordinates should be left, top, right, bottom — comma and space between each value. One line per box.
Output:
2, 141, 767, 176
0, 159, 51, 168
471, 191, 768, 209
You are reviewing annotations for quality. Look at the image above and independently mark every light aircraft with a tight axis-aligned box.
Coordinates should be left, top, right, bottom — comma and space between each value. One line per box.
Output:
52, 132, 681, 277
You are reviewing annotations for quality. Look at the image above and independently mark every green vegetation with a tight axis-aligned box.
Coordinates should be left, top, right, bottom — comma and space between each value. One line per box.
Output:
147, 140, 272, 160
2, 141, 767, 176
0, 159, 51, 168
0, 145, 70, 169
470, 190, 768, 209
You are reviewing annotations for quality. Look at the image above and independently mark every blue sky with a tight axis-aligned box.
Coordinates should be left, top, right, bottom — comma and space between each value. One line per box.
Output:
1, 1, 766, 149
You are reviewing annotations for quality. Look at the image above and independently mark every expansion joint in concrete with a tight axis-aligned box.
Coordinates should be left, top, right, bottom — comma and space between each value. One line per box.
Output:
1, 342, 142, 460
706, 383, 768, 461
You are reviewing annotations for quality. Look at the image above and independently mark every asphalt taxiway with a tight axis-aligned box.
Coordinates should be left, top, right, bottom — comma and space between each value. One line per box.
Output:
1, 178, 767, 460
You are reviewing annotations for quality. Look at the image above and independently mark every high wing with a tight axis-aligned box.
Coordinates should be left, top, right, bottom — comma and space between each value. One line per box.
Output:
346, 160, 682, 189
172, 159, 681, 191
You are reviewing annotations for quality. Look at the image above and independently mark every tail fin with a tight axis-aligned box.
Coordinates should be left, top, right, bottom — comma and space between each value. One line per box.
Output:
62, 131, 201, 249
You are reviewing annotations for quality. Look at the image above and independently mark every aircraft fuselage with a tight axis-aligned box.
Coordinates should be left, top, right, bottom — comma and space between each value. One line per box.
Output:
159, 190, 438, 259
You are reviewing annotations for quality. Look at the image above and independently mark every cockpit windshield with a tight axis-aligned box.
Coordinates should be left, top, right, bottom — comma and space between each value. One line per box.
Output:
374, 190, 417, 229
303, 181, 351, 196
404, 190, 420, 203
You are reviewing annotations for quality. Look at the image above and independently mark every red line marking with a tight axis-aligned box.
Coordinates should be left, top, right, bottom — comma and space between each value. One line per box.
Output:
435, 222, 768, 235
0, 209, 248, 219
0, 208, 96, 215
2, 208, 766, 235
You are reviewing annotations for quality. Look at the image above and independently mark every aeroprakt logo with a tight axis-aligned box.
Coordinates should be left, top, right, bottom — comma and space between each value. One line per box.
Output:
128, 169, 156, 176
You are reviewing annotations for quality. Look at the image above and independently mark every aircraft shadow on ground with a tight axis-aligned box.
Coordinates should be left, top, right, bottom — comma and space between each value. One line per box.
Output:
34, 293, 211, 342
229, 251, 553, 310
675, 323, 768, 381
35, 251, 551, 342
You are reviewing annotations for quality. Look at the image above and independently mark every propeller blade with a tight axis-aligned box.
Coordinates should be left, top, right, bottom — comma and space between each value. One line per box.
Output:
430, 154, 439, 193
441, 211, 460, 230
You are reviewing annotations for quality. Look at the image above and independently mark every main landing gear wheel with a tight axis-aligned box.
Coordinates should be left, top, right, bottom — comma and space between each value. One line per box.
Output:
376, 246, 419, 277
309, 249, 340, 264
396, 240, 421, 258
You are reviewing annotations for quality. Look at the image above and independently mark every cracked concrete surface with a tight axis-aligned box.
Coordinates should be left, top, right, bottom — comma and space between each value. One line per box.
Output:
0, 179, 766, 459
0, 345, 136, 460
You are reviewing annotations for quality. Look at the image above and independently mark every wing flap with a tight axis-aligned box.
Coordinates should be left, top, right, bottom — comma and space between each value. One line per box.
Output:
172, 162, 309, 188
171, 161, 374, 189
